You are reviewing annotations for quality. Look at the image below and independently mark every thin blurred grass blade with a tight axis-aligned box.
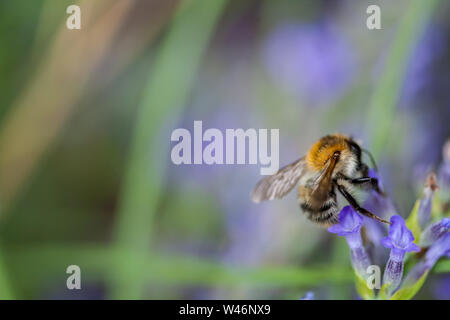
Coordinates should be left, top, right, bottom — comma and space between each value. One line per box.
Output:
0, 0, 134, 216
367, 0, 440, 159
6, 244, 449, 297
110, 0, 226, 299
6, 245, 352, 296
0, 252, 13, 299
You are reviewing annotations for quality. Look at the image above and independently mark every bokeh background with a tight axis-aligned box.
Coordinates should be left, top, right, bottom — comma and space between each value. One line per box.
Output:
0, 0, 448, 299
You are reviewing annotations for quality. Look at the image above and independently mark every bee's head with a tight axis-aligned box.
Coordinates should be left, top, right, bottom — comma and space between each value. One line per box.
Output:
306, 134, 370, 177
347, 138, 379, 172
347, 139, 362, 163
334, 145, 360, 177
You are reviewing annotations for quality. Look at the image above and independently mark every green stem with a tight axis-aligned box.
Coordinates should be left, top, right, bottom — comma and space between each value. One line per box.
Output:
109, 0, 226, 299
0, 251, 14, 299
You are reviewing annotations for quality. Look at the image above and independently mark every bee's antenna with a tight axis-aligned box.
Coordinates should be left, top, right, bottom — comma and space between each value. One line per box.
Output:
362, 148, 378, 171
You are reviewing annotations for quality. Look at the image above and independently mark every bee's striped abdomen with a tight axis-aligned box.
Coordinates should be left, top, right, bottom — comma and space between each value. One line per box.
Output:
298, 186, 339, 225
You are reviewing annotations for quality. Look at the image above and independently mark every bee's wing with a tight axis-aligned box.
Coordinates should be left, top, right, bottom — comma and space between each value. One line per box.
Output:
251, 157, 306, 203
310, 154, 339, 205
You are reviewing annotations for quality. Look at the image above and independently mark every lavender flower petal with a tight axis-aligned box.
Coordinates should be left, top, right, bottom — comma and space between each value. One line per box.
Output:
382, 215, 420, 253
383, 257, 404, 296
425, 232, 450, 267
402, 232, 450, 287
381, 215, 420, 296
328, 206, 370, 278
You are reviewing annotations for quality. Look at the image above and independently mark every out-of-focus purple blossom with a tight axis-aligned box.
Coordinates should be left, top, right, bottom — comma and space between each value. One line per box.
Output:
420, 218, 450, 247
403, 233, 450, 288
364, 169, 397, 220
262, 21, 355, 106
381, 215, 420, 295
433, 275, 450, 300
418, 173, 439, 229
328, 206, 370, 278
425, 232, 450, 267
400, 24, 446, 108
438, 163, 450, 192
407, 113, 447, 182
398, 25, 447, 185
300, 291, 315, 300
438, 140, 450, 192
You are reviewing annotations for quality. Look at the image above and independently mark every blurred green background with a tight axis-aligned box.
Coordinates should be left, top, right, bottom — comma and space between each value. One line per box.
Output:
0, 0, 448, 299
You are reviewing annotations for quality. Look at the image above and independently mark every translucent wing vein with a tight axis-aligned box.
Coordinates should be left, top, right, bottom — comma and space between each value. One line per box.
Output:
251, 157, 306, 203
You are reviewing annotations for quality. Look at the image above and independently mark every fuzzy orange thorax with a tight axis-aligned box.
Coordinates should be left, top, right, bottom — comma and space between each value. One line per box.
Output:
305, 134, 349, 171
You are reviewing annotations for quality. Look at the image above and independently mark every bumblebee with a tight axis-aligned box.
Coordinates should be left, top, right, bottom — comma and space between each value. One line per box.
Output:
251, 134, 390, 226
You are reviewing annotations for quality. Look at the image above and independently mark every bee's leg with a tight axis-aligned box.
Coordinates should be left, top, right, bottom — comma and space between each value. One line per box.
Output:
359, 163, 369, 176
336, 184, 391, 225
351, 177, 385, 196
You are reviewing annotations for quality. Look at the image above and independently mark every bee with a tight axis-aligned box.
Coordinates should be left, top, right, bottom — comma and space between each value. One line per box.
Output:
251, 134, 390, 226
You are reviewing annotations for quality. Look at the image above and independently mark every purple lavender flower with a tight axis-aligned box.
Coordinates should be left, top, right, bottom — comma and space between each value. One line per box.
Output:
400, 24, 446, 108
433, 275, 450, 299
418, 173, 439, 229
328, 206, 370, 278
402, 232, 450, 290
300, 291, 315, 300
420, 218, 450, 247
262, 21, 355, 106
381, 215, 420, 295
425, 232, 450, 267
